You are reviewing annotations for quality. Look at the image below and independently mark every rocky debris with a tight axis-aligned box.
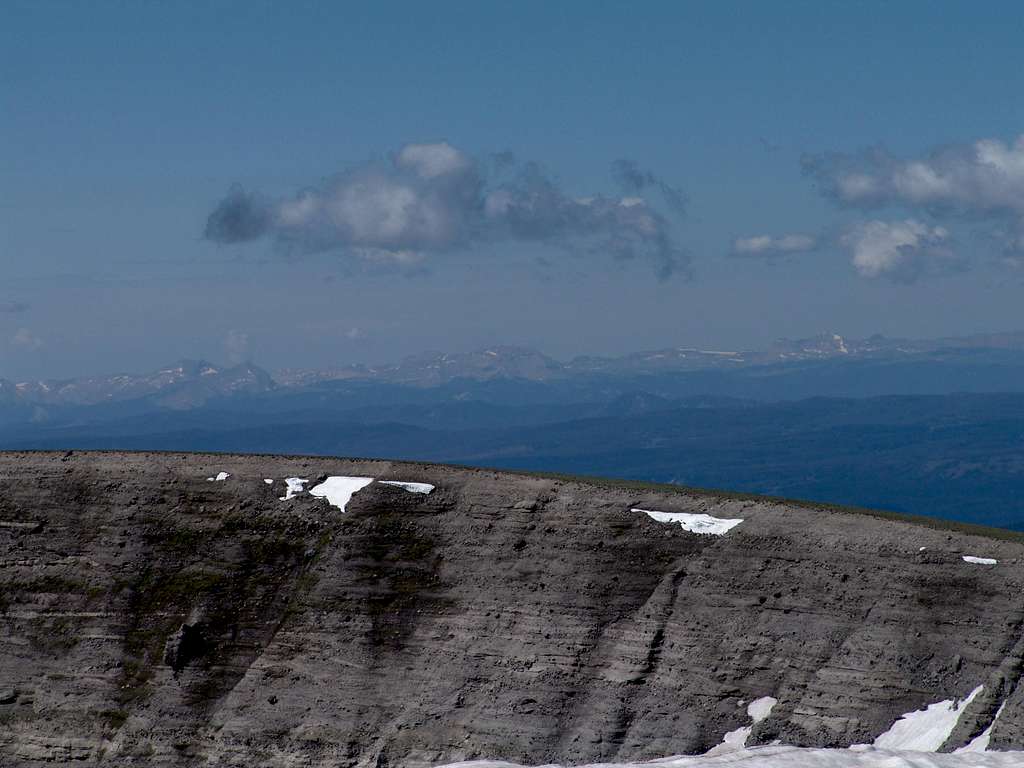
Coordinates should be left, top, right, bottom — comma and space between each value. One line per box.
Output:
0, 451, 1023, 767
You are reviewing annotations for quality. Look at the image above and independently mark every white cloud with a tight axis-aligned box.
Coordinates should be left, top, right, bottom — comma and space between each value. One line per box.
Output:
205, 142, 688, 279
11, 328, 43, 350
395, 141, 472, 179
806, 134, 1024, 216
732, 233, 817, 257
802, 135, 1024, 276
842, 219, 959, 281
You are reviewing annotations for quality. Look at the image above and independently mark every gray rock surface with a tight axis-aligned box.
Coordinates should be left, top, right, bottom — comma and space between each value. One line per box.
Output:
2, 451, 1024, 766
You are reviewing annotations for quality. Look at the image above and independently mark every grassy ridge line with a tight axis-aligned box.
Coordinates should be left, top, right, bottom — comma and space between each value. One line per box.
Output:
5, 449, 1024, 544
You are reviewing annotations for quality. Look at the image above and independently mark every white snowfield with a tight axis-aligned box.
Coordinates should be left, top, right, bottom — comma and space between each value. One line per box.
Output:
273, 474, 434, 508
633, 508, 744, 536
279, 477, 309, 501
872, 686, 983, 751
437, 748, 1024, 767
380, 480, 435, 494
309, 476, 375, 511
206, 471, 230, 482
962, 556, 998, 565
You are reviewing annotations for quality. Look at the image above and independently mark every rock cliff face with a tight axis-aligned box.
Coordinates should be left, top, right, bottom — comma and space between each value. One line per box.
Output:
2, 451, 1024, 766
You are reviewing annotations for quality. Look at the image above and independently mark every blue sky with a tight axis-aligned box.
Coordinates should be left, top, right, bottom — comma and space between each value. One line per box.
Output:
3, 1, 1024, 378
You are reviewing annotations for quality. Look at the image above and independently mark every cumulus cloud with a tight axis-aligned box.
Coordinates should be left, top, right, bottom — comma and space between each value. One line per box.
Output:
0, 301, 29, 314
731, 233, 818, 258
11, 328, 43, 350
800, 134, 1024, 276
841, 219, 960, 282
205, 142, 688, 279
803, 135, 1024, 217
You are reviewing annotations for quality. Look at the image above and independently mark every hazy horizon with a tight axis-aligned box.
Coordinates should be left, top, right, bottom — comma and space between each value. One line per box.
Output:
8, 326, 1024, 382
6, 325, 1024, 382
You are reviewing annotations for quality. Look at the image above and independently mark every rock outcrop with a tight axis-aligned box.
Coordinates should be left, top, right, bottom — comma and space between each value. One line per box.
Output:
2, 451, 1024, 766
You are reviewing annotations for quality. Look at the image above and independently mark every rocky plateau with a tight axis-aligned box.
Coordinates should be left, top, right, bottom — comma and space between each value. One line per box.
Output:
2, 451, 1024, 766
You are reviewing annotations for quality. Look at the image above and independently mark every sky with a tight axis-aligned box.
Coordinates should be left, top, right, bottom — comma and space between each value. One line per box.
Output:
3, 1, 1024, 379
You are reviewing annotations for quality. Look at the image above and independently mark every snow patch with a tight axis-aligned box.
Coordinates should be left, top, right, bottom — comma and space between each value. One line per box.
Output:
279, 477, 308, 501
956, 702, 1006, 754
707, 697, 778, 755
264, 478, 274, 485
206, 472, 230, 482
748, 697, 778, 723
633, 508, 743, 536
379, 480, 435, 494
963, 556, 997, 565
309, 476, 374, 511
437, 746, 1024, 767
873, 685, 983, 751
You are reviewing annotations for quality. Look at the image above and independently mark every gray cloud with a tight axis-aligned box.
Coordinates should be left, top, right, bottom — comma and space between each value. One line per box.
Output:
841, 219, 962, 283
0, 301, 29, 314
205, 142, 688, 279
731, 233, 818, 258
803, 135, 1024, 218
205, 186, 273, 244
611, 159, 687, 215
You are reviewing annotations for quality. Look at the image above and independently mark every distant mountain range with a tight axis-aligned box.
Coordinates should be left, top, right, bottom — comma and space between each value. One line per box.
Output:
274, 331, 1024, 386
6, 331, 1024, 530
0, 360, 276, 414
7, 331, 1024, 415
